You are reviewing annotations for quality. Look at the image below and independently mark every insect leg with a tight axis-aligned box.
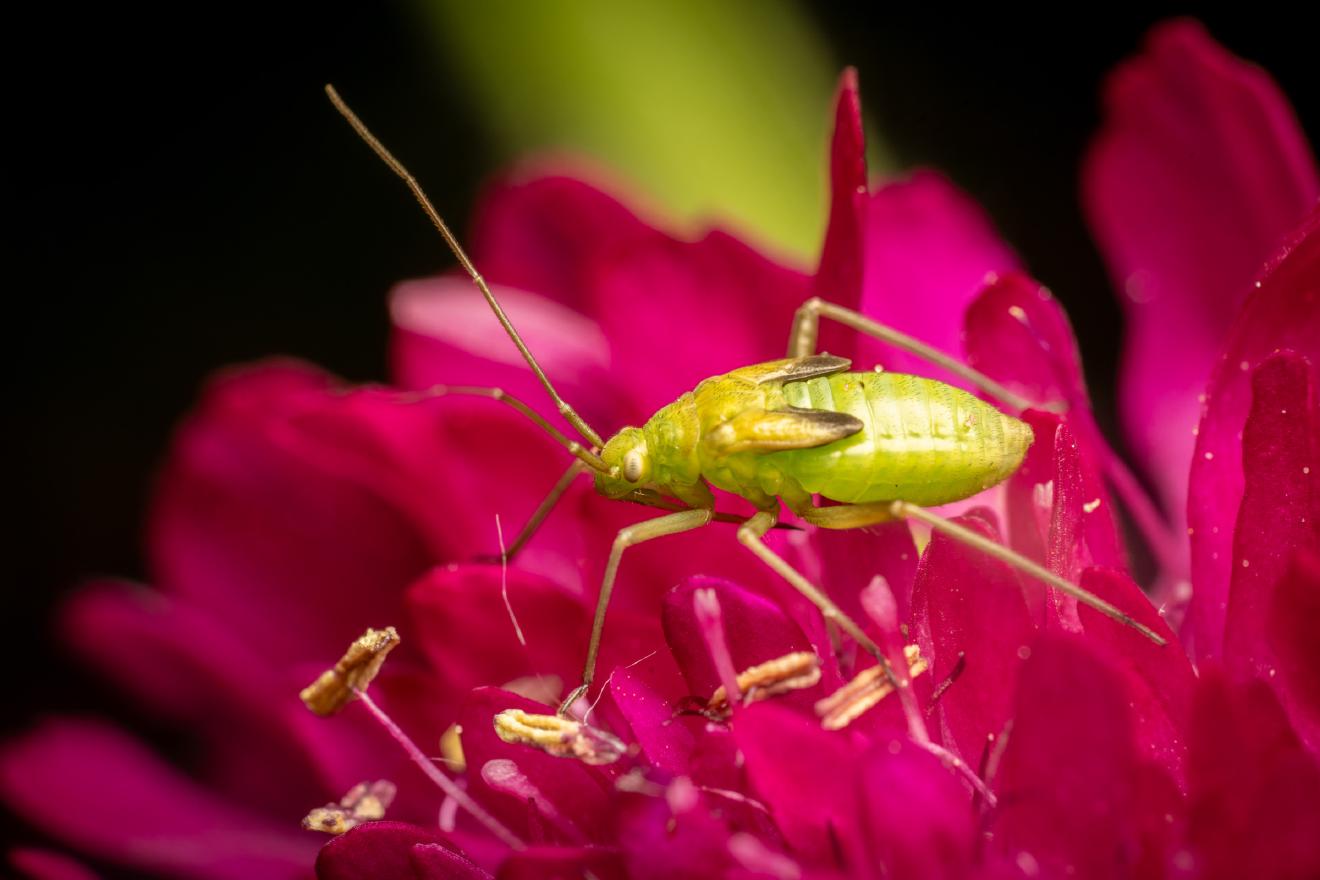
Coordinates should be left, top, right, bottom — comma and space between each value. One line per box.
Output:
887, 501, 1167, 645
788, 297, 1042, 412
327, 85, 604, 448
736, 510, 898, 686
560, 508, 715, 717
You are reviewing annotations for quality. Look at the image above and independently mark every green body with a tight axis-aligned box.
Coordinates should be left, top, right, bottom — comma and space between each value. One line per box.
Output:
596, 357, 1033, 512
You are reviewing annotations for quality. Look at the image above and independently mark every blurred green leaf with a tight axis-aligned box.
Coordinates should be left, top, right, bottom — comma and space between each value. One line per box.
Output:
419, 0, 889, 262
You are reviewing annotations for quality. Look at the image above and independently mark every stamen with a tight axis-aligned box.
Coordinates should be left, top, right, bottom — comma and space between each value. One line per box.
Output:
815, 644, 929, 730
355, 687, 524, 849
300, 627, 400, 716
706, 651, 821, 720
492, 708, 627, 765
301, 780, 396, 835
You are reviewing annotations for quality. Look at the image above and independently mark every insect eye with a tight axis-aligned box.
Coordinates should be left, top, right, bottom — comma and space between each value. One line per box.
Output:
623, 450, 645, 483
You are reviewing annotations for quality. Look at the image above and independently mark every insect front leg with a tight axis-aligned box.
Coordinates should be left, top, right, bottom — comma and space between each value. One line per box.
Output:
560, 507, 714, 718
787, 296, 1042, 412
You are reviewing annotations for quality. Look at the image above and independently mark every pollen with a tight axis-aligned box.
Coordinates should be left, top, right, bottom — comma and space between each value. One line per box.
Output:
815, 644, 928, 730
706, 651, 821, 719
300, 626, 400, 716
492, 708, 627, 765
301, 779, 397, 835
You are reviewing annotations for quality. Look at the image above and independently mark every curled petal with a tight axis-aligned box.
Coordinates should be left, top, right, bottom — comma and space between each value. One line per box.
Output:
1223, 352, 1320, 677
0, 719, 316, 880
315, 820, 458, 880
910, 509, 1033, 763
1267, 548, 1320, 754
1188, 210, 1320, 661
814, 67, 868, 358
856, 171, 1018, 381
1085, 20, 1319, 527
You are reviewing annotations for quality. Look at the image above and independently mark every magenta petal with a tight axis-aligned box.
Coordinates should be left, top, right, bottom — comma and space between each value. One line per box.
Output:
910, 510, 1033, 763
594, 666, 694, 776
615, 789, 735, 880
1077, 568, 1193, 782
663, 577, 813, 699
1085, 21, 1320, 525
963, 272, 1089, 412
814, 67, 868, 358
410, 844, 493, 880
1186, 668, 1320, 879
405, 566, 592, 712
58, 581, 322, 815
315, 821, 454, 880
1188, 212, 1320, 661
735, 703, 863, 870
587, 232, 809, 423
8, 849, 101, 880
0, 719, 316, 880
151, 363, 585, 666
1224, 352, 1320, 677
852, 743, 976, 880
856, 171, 1018, 380
388, 276, 622, 432
470, 171, 663, 314
992, 635, 1155, 879
496, 847, 624, 880
1268, 548, 1320, 754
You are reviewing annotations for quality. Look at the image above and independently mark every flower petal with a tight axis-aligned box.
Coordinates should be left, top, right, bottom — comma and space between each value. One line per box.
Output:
992, 635, 1162, 878
58, 581, 323, 816
1223, 351, 1320, 677
315, 821, 455, 880
814, 67, 868, 358
662, 577, 813, 700
733, 703, 862, 870
851, 742, 977, 880
1267, 548, 1320, 754
388, 276, 621, 433
0, 719, 316, 880
1186, 668, 1320, 878
856, 171, 1018, 380
409, 843, 493, 880
910, 509, 1033, 763
470, 171, 664, 314
1084, 20, 1319, 525
150, 362, 583, 666
8, 849, 101, 880
1188, 211, 1320, 661
496, 846, 624, 880
586, 232, 809, 423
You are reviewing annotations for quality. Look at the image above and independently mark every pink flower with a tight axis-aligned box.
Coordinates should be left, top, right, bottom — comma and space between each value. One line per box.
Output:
4, 18, 1318, 880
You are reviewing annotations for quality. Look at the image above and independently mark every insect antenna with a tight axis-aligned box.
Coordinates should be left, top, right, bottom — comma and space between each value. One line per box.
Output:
325, 84, 605, 450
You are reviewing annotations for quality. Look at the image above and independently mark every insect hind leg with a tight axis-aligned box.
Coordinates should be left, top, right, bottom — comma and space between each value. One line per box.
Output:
882, 500, 1167, 645
787, 296, 1045, 413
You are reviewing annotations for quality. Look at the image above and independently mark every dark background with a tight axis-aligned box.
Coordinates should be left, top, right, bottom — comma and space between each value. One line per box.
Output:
5, 2, 1316, 850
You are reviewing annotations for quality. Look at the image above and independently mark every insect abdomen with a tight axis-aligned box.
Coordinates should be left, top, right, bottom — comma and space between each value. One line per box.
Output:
772, 373, 1033, 506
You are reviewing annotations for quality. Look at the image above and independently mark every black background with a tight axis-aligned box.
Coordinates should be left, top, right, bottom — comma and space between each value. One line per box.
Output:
5, 3, 1317, 863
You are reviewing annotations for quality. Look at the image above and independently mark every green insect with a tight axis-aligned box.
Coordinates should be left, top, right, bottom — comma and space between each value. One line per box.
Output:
326, 87, 1165, 719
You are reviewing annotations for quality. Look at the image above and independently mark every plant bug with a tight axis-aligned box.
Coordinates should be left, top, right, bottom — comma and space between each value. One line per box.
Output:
324, 85, 1166, 720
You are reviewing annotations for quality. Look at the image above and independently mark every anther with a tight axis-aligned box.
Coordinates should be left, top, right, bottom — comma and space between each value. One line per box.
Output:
706, 651, 821, 720
300, 626, 400, 716
815, 644, 929, 730
493, 708, 627, 765
301, 779, 397, 834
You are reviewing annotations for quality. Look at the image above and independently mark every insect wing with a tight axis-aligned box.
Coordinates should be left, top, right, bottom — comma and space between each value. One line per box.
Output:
707, 406, 863, 454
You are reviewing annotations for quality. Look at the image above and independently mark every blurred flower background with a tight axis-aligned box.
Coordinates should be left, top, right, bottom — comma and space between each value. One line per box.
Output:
5, 3, 1318, 877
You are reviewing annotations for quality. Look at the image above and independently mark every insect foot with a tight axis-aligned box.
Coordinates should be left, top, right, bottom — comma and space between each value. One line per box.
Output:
815, 644, 929, 730
493, 708, 628, 765
705, 650, 822, 720
299, 626, 400, 716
